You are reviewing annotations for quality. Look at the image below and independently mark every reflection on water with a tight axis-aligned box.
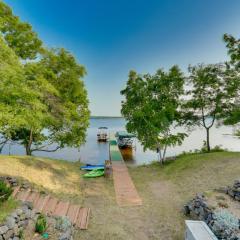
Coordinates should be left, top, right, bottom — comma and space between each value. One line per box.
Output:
1, 117, 240, 165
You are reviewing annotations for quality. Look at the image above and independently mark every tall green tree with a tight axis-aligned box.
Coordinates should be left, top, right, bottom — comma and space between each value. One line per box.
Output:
121, 66, 187, 164
0, 1, 42, 59
182, 64, 229, 152
0, 37, 49, 153
223, 34, 240, 126
0, 1, 90, 155
8, 48, 90, 155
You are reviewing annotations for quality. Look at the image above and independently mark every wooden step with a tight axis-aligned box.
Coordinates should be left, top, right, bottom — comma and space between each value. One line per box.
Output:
76, 207, 90, 230
54, 201, 70, 217
12, 188, 90, 229
35, 195, 50, 212
66, 205, 80, 225
43, 197, 58, 215
26, 191, 40, 203
12, 186, 20, 198
16, 190, 31, 202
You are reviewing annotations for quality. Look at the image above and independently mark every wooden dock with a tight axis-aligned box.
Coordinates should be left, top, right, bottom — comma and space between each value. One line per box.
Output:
13, 188, 90, 230
109, 134, 142, 207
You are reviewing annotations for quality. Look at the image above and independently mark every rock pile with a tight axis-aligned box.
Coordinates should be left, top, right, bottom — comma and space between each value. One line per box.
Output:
227, 180, 240, 201
184, 194, 240, 240
0, 202, 34, 240
0, 202, 74, 240
0, 175, 75, 239
0, 176, 31, 190
184, 193, 214, 224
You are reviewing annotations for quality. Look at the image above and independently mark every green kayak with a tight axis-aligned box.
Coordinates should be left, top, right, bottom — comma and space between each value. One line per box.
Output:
83, 169, 104, 178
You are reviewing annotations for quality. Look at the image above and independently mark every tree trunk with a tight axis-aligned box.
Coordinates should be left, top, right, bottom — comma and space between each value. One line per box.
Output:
162, 145, 167, 163
25, 145, 32, 155
25, 128, 33, 155
206, 128, 210, 152
157, 143, 163, 164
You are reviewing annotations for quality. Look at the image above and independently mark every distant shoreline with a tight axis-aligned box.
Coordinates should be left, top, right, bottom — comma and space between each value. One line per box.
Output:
90, 116, 123, 119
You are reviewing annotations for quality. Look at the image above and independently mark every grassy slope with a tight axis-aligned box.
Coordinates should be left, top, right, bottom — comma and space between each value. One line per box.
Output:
0, 152, 240, 239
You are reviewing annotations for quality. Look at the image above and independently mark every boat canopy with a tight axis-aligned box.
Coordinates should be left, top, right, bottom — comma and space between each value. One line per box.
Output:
115, 131, 135, 138
98, 127, 108, 129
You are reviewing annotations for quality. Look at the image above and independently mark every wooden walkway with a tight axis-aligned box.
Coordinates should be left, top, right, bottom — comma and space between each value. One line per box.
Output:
109, 135, 142, 207
112, 161, 142, 206
12, 187, 90, 230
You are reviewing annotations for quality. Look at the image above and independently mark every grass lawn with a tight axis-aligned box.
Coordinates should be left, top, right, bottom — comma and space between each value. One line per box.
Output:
0, 197, 18, 223
0, 152, 240, 239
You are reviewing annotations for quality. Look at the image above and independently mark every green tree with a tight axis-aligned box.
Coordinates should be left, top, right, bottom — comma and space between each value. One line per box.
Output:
182, 64, 228, 152
222, 34, 240, 126
0, 1, 42, 59
121, 66, 187, 164
7, 48, 90, 155
0, 37, 49, 153
0, 1, 90, 155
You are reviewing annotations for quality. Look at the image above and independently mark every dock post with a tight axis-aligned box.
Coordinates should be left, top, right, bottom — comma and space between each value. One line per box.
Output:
104, 160, 112, 178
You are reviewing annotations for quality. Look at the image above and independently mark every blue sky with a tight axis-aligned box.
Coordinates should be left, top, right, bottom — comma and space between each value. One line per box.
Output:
4, 0, 240, 116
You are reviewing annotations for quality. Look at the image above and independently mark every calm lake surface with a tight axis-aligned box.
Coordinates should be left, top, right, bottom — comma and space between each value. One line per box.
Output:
1, 117, 240, 165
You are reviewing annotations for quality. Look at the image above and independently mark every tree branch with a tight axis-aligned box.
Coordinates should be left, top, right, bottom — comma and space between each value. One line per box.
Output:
31, 146, 61, 153
208, 114, 216, 129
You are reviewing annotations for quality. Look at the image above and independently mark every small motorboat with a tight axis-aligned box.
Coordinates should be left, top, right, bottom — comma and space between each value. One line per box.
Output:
115, 131, 136, 149
97, 127, 108, 142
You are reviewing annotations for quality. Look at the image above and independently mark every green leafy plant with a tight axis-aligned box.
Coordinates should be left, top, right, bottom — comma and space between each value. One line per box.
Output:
35, 214, 47, 234
19, 229, 25, 240
0, 180, 13, 202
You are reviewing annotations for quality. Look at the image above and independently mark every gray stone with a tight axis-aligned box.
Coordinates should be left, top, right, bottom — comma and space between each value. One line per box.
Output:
22, 202, 33, 210
0, 235, 3, 240
13, 237, 20, 240
6, 217, 16, 230
10, 213, 18, 219
3, 229, 14, 239
19, 214, 25, 221
0, 225, 8, 235
15, 209, 23, 216
58, 230, 72, 240
13, 224, 19, 235
17, 221, 25, 228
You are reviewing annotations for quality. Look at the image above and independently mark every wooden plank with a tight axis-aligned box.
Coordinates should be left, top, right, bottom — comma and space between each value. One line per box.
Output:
26, 191, 39, 203
112, 161, 142, 207
17, 190, 31, 202
54, 201, 70, 217
77, 207, 90, 230
35, 195, 50, 212
67, 205, 80, 225
81, 208, 90, 230
76, 208, 84, 229
43, 197, 58, 215
12, 186, 20, 198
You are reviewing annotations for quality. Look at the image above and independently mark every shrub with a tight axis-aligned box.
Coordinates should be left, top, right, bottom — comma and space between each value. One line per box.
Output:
212, 209, 239, 239
55, 216, 71, 232
35, 214, 47, 234
0, 180, 13, 202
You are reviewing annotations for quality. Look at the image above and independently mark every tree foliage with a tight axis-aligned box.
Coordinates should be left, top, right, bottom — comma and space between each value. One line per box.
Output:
0, 37, 48, 152
0, 2, 90, 155
181, 64, 230, 152
121, 66, 187, 163
0, 1, 42, 59
223, 34, 240, 126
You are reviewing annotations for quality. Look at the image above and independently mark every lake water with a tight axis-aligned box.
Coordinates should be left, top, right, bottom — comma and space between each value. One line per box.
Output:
1, 117, 240, 165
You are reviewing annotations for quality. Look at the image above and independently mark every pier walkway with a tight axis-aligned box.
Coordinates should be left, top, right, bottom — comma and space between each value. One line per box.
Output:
109, 134, 142, 207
